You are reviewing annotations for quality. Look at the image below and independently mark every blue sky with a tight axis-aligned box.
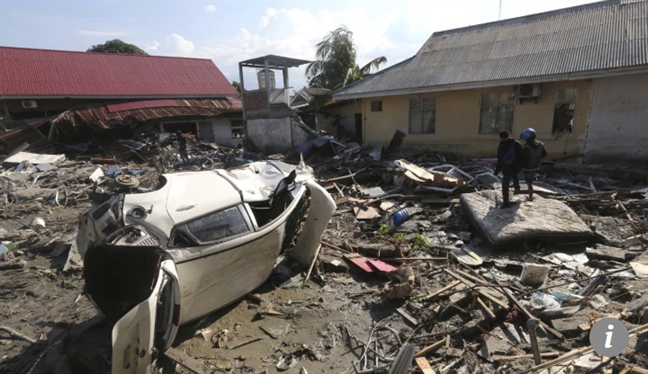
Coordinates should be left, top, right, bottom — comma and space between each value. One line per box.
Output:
0, 0, 600, 90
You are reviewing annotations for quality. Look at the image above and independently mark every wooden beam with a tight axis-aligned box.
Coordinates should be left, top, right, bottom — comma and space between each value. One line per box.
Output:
476, 297, 496, 320
444, 269, 509, 310
414, 336, 448, 358
425, 281, 461, 300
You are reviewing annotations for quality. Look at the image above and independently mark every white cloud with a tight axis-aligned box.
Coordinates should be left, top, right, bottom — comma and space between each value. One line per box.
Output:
205, 4, 216, 13
149, 33, 195, 57
145, 40, 160, 52
78, 30, 127, 37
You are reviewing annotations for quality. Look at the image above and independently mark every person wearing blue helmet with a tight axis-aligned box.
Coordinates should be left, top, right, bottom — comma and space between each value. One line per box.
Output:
494, 130, 523, 208
520, 128, 547, 201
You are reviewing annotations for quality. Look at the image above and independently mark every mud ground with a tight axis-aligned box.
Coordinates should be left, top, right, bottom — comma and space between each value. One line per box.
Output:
2, 182, 648, 373
0, 204, 411, 374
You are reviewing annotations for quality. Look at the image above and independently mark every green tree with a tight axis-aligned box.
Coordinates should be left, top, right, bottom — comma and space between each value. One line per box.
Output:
306, 25, 387, 90
231, 81, 242, 95
87, 39, 148, 55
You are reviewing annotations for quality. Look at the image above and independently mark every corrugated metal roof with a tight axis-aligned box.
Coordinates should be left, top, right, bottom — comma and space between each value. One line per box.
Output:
0, 47, 238, 98
53, 98, 242, 132
334, 0, 648, 98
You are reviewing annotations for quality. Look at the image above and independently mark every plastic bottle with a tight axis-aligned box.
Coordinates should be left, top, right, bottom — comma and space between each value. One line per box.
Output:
388, 208, 410, 229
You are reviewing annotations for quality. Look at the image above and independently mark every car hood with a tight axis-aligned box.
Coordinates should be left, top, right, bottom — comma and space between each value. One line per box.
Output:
123, 161, 313, 239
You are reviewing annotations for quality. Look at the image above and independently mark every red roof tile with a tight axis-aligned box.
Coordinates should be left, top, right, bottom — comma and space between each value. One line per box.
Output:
54, 98, 241, 132
0, 46, 238, 98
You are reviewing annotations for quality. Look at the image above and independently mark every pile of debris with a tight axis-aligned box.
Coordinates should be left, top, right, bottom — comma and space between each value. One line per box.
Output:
1, 132, 648, 374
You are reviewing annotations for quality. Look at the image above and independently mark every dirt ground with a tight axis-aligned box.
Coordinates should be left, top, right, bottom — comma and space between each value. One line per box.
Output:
0, 203, 411, 374
2, 149, 648, 374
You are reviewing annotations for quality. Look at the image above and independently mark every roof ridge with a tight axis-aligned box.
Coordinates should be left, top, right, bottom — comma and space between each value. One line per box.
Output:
0, 45, 212, 61
432, 0, 622, 37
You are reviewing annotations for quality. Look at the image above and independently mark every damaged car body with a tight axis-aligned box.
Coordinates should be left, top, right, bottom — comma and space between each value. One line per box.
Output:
76, 160, 336, 374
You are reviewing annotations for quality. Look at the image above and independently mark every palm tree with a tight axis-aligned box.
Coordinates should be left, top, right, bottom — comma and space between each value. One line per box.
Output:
306, 25, 387, 90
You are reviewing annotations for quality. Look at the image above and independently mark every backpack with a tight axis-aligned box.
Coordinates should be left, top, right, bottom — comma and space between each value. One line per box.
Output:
502, 143, 516, 166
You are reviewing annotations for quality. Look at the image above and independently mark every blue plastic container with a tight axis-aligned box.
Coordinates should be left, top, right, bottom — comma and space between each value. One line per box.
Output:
389, 208, 410, 229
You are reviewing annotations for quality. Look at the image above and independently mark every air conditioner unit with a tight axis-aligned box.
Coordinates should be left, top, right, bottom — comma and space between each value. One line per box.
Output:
21, 100, 38, 109
517, 84, 541, 98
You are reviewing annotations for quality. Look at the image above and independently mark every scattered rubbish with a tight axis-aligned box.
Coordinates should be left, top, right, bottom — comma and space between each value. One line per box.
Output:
276, 355, 297, 371
89, 167, 104, 182
1, 128, 647, 374
531, 292, 561, 309
30, 217, 46, 229
520, 264, 549, 288
450, 247, 483, 266
344, 253, 398, 273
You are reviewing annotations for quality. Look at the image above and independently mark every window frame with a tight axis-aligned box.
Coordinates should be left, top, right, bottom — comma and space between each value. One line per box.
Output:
552, 88, 577, 134
408, 97, 436, 134
171, 204, 252, 247
231, 120, 245, 139
479, 93, 515, 134
370, 100, 383, 112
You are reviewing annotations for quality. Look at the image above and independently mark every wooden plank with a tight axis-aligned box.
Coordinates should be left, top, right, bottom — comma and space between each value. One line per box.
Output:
334, 196, 349, 205
414, 336, 448, 358
476, 297, 496, 320
415, 357, 436, 374
491, 352, 560, 361
164, 347, 209, 374
425, 281, 461, 300
444, 269, 509, 310
396, 307, 420, 326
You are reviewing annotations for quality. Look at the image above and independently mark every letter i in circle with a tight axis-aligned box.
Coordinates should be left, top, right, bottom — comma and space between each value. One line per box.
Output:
604, 324, 614, 348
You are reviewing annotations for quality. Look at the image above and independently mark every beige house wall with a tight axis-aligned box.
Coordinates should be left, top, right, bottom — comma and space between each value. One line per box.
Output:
359, 80, 592, 159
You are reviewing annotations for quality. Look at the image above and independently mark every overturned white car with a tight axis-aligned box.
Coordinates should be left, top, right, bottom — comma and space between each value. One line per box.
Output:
76, 160, 336, 374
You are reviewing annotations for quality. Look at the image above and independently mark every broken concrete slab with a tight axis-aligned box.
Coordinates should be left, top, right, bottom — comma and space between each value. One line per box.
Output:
585, 244, 627, 262
550, 315, 591, 337
460, 190, 595, 247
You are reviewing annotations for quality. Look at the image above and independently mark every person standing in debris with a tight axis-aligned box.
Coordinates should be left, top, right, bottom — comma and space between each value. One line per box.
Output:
494, 130, 523, 209
175, 130, 189, 162
520, 128, 547, 201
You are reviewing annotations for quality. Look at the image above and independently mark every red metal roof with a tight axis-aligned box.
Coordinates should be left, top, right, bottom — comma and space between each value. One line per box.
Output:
53, 98, 242, 132
0, 46, 238, 98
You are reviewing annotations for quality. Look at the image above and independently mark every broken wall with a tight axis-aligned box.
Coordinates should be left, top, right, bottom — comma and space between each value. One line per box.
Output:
584, 72, 648, 163
246, 116, 312, 154
315, 100, 363, 138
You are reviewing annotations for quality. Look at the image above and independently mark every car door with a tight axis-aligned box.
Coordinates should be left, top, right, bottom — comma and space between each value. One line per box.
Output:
110, 259, 180, 374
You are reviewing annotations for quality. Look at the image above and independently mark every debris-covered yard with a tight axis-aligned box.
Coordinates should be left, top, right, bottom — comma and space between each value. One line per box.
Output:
2, 133, 648, 374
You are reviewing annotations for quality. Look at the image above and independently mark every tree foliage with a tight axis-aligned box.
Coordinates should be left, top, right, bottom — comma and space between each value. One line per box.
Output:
231, 81, 242, 95
87, 39, 148, 55
306, 25, 387, 90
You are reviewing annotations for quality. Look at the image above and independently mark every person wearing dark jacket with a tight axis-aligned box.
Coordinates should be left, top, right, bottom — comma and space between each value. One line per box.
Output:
520, 128, 547, 201
494, 130, 523, 209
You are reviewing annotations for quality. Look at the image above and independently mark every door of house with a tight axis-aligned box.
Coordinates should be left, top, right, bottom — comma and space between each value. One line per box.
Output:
354, 113, 363, 144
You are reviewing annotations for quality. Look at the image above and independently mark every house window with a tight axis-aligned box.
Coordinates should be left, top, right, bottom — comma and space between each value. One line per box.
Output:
408, 97, 436, 134
552, 88, 577, 136
371, 101, 383, 112
479, 93, 515, 134
231, 120, 245, 139
179, 206, 250, 244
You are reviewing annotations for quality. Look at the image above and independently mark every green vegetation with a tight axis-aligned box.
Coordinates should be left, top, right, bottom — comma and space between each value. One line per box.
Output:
411, 233, 430, 251
87, 39, 148, 55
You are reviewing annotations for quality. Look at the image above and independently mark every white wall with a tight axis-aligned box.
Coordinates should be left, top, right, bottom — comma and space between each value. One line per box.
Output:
585, 73, 648, 162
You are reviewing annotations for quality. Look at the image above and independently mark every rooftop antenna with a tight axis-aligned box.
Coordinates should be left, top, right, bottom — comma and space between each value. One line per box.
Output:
498, 0, 503, 20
